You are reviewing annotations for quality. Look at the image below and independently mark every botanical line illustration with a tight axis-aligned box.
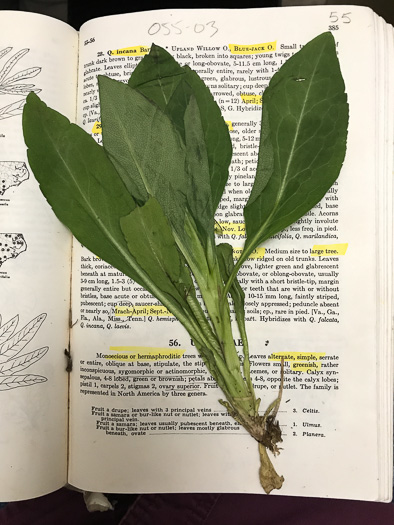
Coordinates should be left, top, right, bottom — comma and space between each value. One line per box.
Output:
0, 233, 27, 267
0, 47, 41, 120
0, 161, 29, 195
0, 313, 48, 390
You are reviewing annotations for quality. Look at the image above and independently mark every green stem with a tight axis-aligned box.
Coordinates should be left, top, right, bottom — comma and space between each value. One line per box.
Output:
186, 294, 223, 356
223, 249, 248, 299
237, 324, 256, 407
171, 214, 259, 417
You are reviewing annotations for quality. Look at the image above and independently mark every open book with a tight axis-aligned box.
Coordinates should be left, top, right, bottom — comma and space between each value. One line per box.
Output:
0, 5, 393, 503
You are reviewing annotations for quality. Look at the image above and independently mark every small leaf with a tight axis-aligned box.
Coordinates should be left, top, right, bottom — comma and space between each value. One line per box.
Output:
0, 99, 25, 119
0, 313, 46, 362
2, 66, 41, 85
0, 315, 18, 345
0, 84, 40, 96
0, 48, 29, 84
243, 32, 348, 256
0, 48, 12, 61
0, 374, 47, 390
0, 347, 48, 375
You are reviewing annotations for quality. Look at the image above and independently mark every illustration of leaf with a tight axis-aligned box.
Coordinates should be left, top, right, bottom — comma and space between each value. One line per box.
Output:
0, 83, 35, 91
0, 347, 48, 375
0, 315, 18, 345
0, 374, 47, 391
2, 66, 41, 85
0, 48, 29, 84
0, 313, 46, 362
0, 99, 25, 120
0, 84, 41, 96
0, 48, 12, 61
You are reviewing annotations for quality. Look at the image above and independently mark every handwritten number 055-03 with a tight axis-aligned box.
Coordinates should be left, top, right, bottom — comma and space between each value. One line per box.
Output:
148, 21, 219, 38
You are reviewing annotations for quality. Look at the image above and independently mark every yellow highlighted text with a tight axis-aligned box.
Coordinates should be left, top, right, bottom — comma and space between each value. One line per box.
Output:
240, 94, 262, 105
311, 243, 348, 257
115, 305, 173, 317
225, 121, 233, 131
290, 361, 322, 371
214, 221, 245, 235
229, 41, 277, 54
107, 346, 185, 361
269, 352, 325, 361
91, 121, 102, 134
109, 45, 150, 56
269, 351, 325, 373
233, 247, 265, 260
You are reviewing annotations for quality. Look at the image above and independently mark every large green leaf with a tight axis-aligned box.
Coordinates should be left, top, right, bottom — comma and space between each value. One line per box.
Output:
129, 44, 232, 211
243, 32, 348, 256
22, 92, 140, 280
23, 93, 196, 328
100, 76, 216, 253
120, 197, 193, 304
99, 75, 188, 231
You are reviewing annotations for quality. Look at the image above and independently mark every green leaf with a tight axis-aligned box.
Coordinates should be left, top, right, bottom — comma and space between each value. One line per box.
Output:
129, 44, 232, 211
183, 95, 214, 238
128, 44, 185, 108
99, 75, 219, 303
98, 75, 188, 231
23, 93, 198, 336
162, 78, 193, 143
243, 32, 348, 256
22, 92, 140, 280
120, 197, 193, 303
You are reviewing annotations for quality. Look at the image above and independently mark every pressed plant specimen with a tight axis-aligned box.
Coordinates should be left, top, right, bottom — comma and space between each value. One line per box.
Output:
22, 33, 348, 492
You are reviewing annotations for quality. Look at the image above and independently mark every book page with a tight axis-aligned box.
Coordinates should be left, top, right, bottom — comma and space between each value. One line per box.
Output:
68, 6, 392, 500
0, 12, 78, 501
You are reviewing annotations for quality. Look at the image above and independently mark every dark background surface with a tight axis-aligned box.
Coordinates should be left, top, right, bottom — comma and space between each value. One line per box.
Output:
2, 489, 394, 524
0, 0, 393, 27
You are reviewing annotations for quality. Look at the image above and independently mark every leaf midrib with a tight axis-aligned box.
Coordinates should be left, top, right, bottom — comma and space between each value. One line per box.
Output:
116, 104, 155, 197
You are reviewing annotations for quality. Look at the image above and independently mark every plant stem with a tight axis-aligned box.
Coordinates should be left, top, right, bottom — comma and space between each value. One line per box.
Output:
223, 251, 247, 299
171, 212, 285, 493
